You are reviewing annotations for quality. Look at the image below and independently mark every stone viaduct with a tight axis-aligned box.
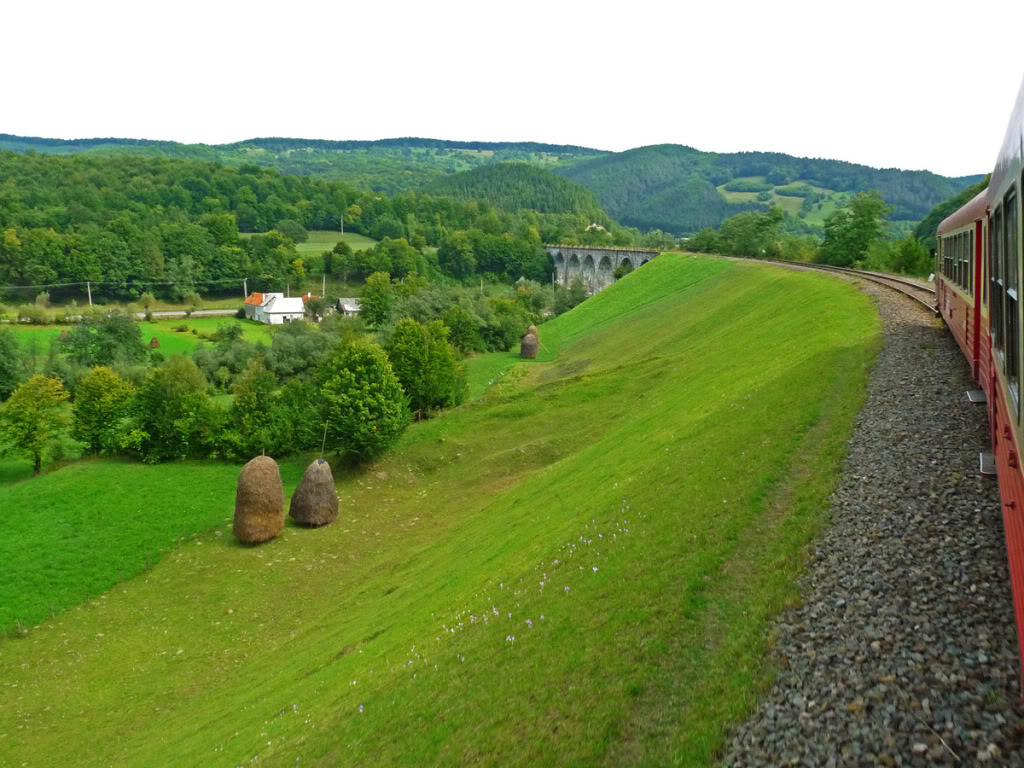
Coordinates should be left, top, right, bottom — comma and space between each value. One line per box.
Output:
546, 245, 661, 294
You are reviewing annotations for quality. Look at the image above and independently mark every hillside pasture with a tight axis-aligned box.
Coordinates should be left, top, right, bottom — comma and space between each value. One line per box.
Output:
716, 176, 840, 227
4, 316, 271, 365
0, 255, 880, 767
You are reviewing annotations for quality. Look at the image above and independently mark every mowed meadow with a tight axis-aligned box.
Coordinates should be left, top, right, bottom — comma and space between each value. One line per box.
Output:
0, 255, 880, 766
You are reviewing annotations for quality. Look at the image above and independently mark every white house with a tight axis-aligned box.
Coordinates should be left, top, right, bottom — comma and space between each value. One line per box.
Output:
244, 292, 306, 324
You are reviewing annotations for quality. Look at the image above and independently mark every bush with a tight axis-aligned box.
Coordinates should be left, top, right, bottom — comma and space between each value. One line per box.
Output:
62, 312, 148, 367
315, 340, 409, 461
73, 366, 135, 454
442, 305, 484, 355
176, 324, 189, 332
35, 291, 50, 308
385, 318, 467, 418
554, 278, 587, 316
235, 308, 246, 319
17, 305, 51, 325
126, 357, 221, 462
774, 183, 816, 198
723, 179, 773, 193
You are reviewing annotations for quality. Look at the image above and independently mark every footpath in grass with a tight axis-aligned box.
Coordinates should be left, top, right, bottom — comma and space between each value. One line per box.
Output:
0, 255, 880, 767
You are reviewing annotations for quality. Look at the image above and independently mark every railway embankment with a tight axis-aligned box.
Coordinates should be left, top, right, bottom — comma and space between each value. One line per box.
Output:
721, 276, 1024, 765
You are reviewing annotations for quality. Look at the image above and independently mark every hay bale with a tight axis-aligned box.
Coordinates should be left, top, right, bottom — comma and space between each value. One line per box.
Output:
149, 336, 160, 349
233, 456, 284, 544
289, 458, 339, 527
520, 332, 538, 359
525, 325, 538, 338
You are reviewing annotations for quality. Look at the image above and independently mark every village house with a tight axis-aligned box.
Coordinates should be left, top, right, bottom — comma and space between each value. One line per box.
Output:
243, 292, 306, 324
337, 297, 362, 316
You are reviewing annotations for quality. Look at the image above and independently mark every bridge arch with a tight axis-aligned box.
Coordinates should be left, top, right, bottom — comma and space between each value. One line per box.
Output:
568, 254, 582, 283
545, 246, 658, 293
582, 254, 596, 290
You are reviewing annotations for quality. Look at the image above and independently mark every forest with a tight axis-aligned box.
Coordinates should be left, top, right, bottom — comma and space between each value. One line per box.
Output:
2, 133, 982, 236
0, 152, 650, 302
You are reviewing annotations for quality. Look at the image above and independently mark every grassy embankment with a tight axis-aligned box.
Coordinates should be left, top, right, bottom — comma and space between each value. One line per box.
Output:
0, 255, 880, 766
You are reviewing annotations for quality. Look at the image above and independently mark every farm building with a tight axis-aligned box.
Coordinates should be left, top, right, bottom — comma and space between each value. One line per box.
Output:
243, 292, 306, 324
337, 297, 362, 316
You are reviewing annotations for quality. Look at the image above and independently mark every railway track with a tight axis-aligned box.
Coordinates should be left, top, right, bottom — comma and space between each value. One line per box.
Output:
773, 260, 939, 315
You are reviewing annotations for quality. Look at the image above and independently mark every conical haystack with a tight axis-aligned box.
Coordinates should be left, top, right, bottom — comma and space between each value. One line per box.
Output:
289, 458, 339, 527
520, 332, 538, 359
525, 325, 538, 338
233, 455, 284, 544
149, 337, 160, 348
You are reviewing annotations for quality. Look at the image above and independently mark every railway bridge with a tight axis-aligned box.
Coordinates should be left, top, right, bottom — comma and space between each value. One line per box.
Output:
546, 245, 660, 294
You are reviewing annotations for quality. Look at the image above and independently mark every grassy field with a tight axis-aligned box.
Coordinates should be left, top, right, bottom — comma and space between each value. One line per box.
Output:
716, 176, 841, 228
6, 316, 273, 363
0, 255, 880, 766
241, 230, 377, 255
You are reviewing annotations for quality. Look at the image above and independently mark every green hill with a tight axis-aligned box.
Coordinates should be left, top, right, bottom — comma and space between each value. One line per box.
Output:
913, 175, 990, 247
556, 144, 984, 234
0, 255, 879, 766
423, 162, 611, 223
1, 133, 984, 236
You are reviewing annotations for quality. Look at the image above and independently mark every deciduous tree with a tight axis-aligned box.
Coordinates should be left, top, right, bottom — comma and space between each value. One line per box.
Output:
0, 375, 76, 473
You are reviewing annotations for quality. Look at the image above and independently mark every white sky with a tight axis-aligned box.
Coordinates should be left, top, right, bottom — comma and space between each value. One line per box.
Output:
3, 0, 1023, 178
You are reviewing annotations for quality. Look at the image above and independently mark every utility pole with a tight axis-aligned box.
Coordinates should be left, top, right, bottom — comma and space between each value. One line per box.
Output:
286, 282, 290, 297
322, 273, 326, 298
243, 278, 248, 298
340, 213, 344, 235
86, 281, 92, 307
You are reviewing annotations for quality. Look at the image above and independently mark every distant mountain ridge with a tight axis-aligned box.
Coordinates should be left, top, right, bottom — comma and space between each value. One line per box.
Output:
0, 133, 984, 235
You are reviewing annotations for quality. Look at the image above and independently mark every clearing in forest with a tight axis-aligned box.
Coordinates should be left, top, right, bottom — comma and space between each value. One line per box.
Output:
0, 255, 879, 767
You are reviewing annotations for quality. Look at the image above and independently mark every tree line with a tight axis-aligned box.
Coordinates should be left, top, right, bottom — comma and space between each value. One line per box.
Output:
683, 191, 932, 276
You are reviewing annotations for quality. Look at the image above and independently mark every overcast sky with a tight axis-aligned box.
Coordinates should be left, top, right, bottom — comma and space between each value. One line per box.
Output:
4, 0, 1023, 178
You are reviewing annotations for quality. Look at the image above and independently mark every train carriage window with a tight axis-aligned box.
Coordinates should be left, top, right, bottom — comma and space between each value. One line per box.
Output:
983, 221, 988, 307
1006, 187, 1020, 418
968, 231, 973, 292
993, 205, 1004, 357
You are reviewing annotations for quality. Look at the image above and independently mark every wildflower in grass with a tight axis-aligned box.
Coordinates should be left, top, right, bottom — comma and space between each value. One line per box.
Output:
593, 567, 598, 572
525, 619, 533, 628
564, 586, 570, 594
358, 705, 364, 713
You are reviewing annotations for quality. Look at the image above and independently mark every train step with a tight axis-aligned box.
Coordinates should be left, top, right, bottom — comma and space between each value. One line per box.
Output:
967, 390, 988, 404
980, 452, 997, 476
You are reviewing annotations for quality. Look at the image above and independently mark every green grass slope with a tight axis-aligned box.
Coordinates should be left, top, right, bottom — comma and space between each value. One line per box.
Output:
0, 255, 880, 766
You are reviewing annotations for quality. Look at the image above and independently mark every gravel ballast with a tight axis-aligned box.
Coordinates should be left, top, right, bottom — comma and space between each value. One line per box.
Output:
720, 278, 1024, 766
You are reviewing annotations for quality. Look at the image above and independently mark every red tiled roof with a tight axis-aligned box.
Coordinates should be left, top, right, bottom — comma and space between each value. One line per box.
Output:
244, 292, 264, 306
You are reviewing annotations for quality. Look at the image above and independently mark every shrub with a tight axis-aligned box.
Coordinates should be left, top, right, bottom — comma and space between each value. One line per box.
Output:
0, 374, 80, 473
774, 183, 816, 198
235, 308, 246, 319
17, 305, 51, 325
62, 312, 148, 367
315, 340, 409, 461
361, 271, 395, 327
73, 366, 135, 454
175, 324, 189, 333
723, 179, 773, 193
127, 357, 221, 462
442, 305, 484, 355
35, 291, 50, 308
385, 318, 467, 418
554, 278, 587, 315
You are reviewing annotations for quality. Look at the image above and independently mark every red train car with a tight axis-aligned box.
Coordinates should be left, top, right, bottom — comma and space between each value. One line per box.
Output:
937, 75, 1024, 671
937, 190, 989, 389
